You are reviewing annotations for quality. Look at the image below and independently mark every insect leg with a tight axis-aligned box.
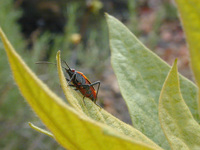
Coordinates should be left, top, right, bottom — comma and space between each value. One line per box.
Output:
65, 77, 75, 86
67, 73, 76, 84
80, 85, 91, 104
82, 85, 90, 98
81, 81, 100, 87
90, 81, 100, 103
82, 97, 86, 105
82, 81, 100, 103
65, 77, 79, 91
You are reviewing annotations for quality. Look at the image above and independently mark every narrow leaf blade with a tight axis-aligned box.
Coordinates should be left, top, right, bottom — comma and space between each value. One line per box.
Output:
175, 0, 200, 114
28, 122, 54, 138
159, 60, 200, 149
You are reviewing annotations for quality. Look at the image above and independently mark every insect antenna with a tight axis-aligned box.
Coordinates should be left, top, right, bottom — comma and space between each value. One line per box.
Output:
35, 61, 67, 70
62, 60, 72, 71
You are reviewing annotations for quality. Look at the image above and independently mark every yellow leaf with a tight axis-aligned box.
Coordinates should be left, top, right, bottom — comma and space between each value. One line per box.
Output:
0, 27, 162, 150
57, 50, 162, 149
175, 0, 200, 113
159, 60, 200, 149
28, 122, 54, 138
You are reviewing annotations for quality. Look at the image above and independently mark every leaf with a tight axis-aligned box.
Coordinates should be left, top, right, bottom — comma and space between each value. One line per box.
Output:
57, 51, 162, 149
28, 122, 54, 138
106, 13, 199, 149
0, 27, 162, 150
159, 59, 200, 150
174, 0, 200, 114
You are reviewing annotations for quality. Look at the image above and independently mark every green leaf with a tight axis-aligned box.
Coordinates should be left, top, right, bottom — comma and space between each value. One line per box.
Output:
57, 44, 163, 149
57, 50, 162, 149
0, 27, 162, 150
159, 59, 200, 150
174, 0, 200, 114
106, 13, 199, 149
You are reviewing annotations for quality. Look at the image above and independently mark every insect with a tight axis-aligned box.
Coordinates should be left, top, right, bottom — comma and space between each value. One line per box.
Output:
36, 61, 100, 104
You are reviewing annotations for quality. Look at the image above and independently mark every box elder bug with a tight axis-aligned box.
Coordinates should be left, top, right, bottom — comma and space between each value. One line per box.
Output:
36, 61, 100, 104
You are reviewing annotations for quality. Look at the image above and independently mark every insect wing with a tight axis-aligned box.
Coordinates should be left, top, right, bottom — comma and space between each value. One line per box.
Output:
76, 71, 92, 84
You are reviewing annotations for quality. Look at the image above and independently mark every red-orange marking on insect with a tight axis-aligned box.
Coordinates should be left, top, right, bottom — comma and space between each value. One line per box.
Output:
63, 61, 100, 104
36, 61, 100, 104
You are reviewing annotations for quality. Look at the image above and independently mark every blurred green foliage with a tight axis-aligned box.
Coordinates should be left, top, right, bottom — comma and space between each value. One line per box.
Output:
0, 0, 178, 149
0, 0, 63, 149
